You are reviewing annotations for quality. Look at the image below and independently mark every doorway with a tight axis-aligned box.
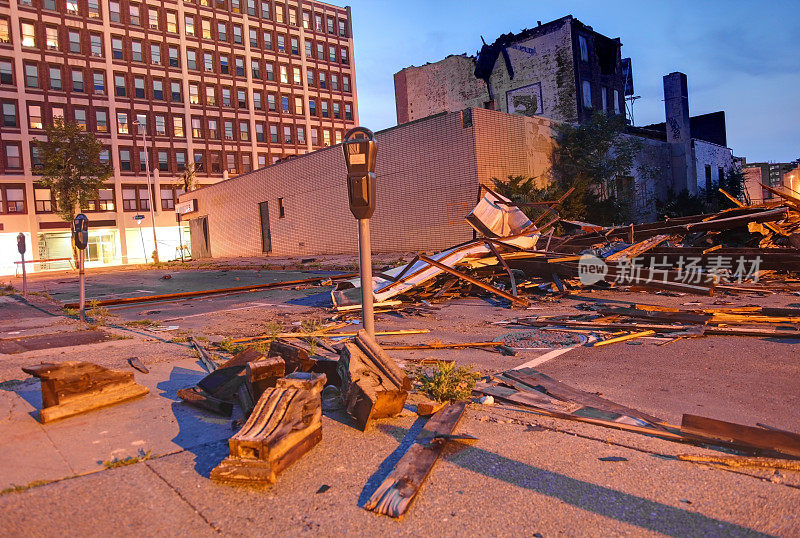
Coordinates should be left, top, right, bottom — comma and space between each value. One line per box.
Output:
259, 201, 271, 253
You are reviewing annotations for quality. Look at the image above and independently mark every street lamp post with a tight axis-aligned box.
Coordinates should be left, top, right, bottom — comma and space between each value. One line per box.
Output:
134, 121, 159, 263
342, 127, 378, 337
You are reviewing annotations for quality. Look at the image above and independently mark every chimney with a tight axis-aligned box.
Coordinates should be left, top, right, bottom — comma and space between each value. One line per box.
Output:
663, 72, 693, 193
663, 72, 690, 144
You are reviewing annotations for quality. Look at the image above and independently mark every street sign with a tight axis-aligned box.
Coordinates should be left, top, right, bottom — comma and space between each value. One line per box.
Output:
134, 214, 145, 224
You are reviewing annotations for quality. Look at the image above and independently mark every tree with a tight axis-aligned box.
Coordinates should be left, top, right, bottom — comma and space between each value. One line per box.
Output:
181, 163, 197, 193
34, 118, 113, 222
548, 112, 642, 225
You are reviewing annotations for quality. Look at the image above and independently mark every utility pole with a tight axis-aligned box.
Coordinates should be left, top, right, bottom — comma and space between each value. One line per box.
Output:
135, 121, 159, 263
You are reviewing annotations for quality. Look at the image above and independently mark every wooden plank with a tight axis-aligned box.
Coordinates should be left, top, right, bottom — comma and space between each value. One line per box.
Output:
230, 329, 430, 344
62, 273, 359, 308
681, 414, 800, 458
605, 235, 670, 262
354, 330, 411, 391
189, 337, 218, 373
592, 330, 655, 347
518, 318, 800, 338
484, 240, 517, 296
383, 341, 505, 351
417, 254, 530, 307
364, 401, 467, 518
503, 368, 666, 428
39, 382, 149, 424
677, 454, 800, 471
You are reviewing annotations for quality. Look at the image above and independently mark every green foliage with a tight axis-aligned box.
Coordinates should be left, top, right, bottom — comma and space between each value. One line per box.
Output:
180, 162, 197, 192
1, 479, 54, 496
34, 118, 113, 222
656, 170, 746, 218
87, 300, 112, 325
548, 112, 641, 225
414, 361, 481, 403
217, 338, 269, 356
124, 319, 158, 328
62, 307, 80, 318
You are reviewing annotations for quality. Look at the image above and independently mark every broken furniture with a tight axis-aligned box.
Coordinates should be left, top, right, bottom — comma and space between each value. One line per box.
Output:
210, 372, 326, 485
22, 361, 149, 424
338, 330, 411, 430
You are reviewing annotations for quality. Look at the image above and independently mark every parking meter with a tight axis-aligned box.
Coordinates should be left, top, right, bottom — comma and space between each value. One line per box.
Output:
342, 127, 377, 220
73, 214, 89, 250
17, 233, 25, 255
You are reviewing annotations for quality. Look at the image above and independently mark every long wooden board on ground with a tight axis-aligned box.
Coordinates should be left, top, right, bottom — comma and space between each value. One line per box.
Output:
681, 414, 800, 458
211, 372, 326, 485
22, 361, 149, 424
365, 401, 467, 519
338, 330, 410, 430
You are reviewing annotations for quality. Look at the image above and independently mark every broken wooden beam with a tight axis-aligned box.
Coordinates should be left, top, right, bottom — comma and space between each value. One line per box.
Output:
417, 254, 530, 307
189, 337, 219, 372
338, 333, 410, 430
229, 329, 430, 344
210, 372, 326, 485
22, 362, 149, 424
365, 401, 467, 518
62, 273, 359, 309
681, 414, 800, 458
592, 330, 655, 347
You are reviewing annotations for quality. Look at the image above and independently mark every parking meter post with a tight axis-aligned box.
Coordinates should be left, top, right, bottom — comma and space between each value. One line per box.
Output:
79, 250, 85, 322
358, 218, 375, 337
342, 127, 378, 338
17, 233, 26, 298
72, 214, 89, 322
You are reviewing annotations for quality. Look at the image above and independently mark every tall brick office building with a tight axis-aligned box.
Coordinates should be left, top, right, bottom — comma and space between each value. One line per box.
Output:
0, 0, 357, 275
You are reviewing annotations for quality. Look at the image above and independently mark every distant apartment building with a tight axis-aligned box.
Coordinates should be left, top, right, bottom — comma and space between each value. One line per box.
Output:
394, 15, 628, 126
743, 162, 799, 204
0, 0, 357, 275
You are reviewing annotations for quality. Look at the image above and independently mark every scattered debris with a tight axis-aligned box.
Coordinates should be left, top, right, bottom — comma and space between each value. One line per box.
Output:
126, 357, 149, 374
22, 362, 149, 424
211, 372, 326, 485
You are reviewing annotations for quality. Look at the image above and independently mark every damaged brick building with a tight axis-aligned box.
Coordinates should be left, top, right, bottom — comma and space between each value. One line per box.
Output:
394, 15, 627, 125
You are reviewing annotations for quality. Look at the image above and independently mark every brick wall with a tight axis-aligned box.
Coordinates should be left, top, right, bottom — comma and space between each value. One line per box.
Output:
472, 108, 554, 189
180, 110, 480, 257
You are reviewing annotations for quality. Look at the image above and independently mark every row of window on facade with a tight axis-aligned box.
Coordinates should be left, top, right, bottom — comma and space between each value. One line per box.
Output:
3, 123, 345, 173
0, 182, 184, 214
1, 96, 353, 140
10, 0, 349, 37
2, 19, 350, 70
0, 59, 352, 107
581, 81, 621, 115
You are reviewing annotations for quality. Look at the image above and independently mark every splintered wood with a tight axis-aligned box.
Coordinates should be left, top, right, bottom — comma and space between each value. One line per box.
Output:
22, 361, 149, 423
338, 330, 411, 430
211, 372, 327, 485
365, 401, 467, 518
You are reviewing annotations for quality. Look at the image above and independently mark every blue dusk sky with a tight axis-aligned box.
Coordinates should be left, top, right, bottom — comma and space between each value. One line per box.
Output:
336, 0, 799, 163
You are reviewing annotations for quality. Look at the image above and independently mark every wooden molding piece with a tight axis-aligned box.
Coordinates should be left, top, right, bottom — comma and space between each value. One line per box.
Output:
210, 372, 327, 485
268, 338, 316, 373
338, 338, 409, 431
22, 362, 149, 424
365, 401, 467, 518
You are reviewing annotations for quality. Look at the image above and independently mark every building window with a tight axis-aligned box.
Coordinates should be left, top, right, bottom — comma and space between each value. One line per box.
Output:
601, 87, 608, 112
129, 4, 141, 26
117, 112, 128, 134
202, 19, 212, 39
217, 22, 227, 41
165, 12, 177, 33
25, 64, 39, 88
0, 61, 13, 85
153, 79, 163, 100
582, 80, 592, 109
222, 87, 232, 107
155, 115, 166, 135
191, 117, 202, 138
319, 72, 326, 89
95, 110, 108, 132
173, 116, 184, 137
132, 41, 143, 62
579, 35, 589, 62
263, 31, 272, 49
294, 97, 303, 115
204, 53, 213, 72
29, 104, 43, 129
111, 37, 123, 59
250, 28, 258, 47
331, 74, 338, 91
253, 92, 262, 110
293, 67, 301, 85
0, 19, 11, 44
321, 101, 328, 118
235, 57, 244, 77
345, 104, 352, 121
277, 34, 285, 52
275, 3, 284, 22
255, 123, 264, 142
88, 0, 101, 18
333, 102, 340, 119
281, 96, 289, 113
265, 63, 274, 81
91, 34, 103, 57
307, 68, 314, 86
208, 118, 218, 138
194, 151, 204, 171
2, 102, 16, 127
343, 75, 350, 93
158, 150, 169, 172
189, 83, 199, 104
176, 151, 186, 171
251, 60, 261, 79
269, 124, 278, 143
46, 27, 59, 50
52, 106, 64, 122
268, 94, 276, 111
21, 22, 36, 48
119, 149, 132, 171
283, 125, 292, 143
114, 74, 125, 96
226, 153, 237, 173
305, 41, 312, 58
109, 2, 121, 22
237, 90, 247, 108
205, 86, 216, 106
705, 165, 712, 192
68, 30, 81, 53
309, 99, 316, 116
151, 44, 161, 64
233, 25, 242, 44
323, 129, 330, 146
220, 54, 229, 74
35, 186, 54, 212
2, 183, 26, 212
339, 20, 347, 37
341, 47, 349, 64
72, 70, 84, 92
224, 120, 234, 140
613, 89, 620, 115
160, 186, 177, 210
239, 121, 249, 141
327, 16, 334, 34
329, 45, 336, 62
74, 108, 87, 129
134, 77, 145, 98
185, 15, 195, 36
291, 37, 299, 55
3, 144, 20, 170
171, 82, 181, 101
297, 126, 305, 144
169, 47, 179, 67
